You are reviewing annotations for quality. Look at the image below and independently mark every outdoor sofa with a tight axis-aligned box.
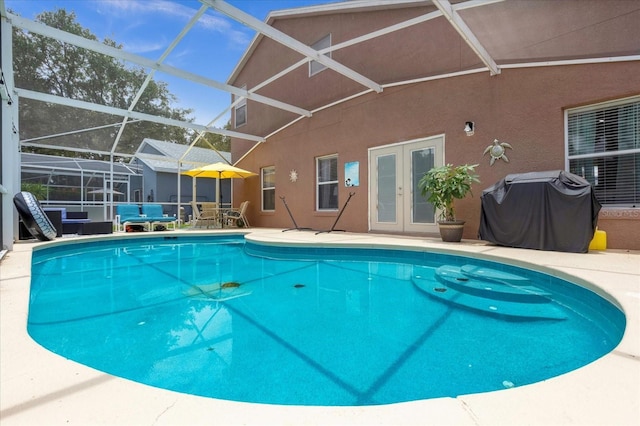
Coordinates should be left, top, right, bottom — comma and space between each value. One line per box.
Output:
43, 207, 91, 235
116, 204, 177, 232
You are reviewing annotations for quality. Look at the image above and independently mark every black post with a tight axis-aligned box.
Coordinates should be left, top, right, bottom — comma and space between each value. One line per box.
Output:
315, 192, 355, 234
280, 196, 312, 232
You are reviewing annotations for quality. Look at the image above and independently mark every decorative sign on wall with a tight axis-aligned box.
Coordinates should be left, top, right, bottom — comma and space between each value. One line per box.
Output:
483, 139, 513, 166
289, 169, 298, 182
345, 161, 359, 187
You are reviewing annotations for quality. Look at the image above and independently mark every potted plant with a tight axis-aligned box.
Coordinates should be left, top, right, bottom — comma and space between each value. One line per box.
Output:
418, 163, 480, 242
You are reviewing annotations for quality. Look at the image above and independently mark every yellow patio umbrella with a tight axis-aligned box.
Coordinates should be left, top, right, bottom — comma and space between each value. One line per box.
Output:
182, 162, 257, 206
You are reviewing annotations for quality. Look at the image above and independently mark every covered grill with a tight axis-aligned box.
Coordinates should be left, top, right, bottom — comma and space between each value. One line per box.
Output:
479, 171, 601, 253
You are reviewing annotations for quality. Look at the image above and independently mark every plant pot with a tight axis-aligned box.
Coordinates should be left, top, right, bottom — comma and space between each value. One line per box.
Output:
437, 220, 465, 242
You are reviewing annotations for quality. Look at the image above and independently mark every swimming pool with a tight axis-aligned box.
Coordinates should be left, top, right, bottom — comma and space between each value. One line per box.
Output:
28, 235, 625, 406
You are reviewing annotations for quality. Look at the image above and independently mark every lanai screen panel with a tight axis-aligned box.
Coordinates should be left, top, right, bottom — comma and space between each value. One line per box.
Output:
18, 96, 196, 157
8, 0, 640, 159
459, 0, 640, 64
12, 14, 204, 157
18, 99, 126, 155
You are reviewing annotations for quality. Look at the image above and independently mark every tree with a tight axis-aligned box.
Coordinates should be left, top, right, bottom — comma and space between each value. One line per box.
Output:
197, 123, 232, 152
12, 9, 195, 157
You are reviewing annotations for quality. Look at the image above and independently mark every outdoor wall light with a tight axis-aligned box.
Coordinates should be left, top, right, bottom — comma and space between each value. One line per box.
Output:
464, 121, 475, 136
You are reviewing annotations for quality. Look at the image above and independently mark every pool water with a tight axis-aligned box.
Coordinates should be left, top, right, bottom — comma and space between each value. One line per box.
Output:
28, 235, 625, 406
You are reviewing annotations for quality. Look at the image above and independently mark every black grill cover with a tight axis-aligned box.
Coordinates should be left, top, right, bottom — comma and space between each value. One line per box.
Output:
478, 171, 601, 253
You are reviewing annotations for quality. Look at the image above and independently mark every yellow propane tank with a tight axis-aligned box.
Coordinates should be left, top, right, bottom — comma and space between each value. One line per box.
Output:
589, 227, 607, 251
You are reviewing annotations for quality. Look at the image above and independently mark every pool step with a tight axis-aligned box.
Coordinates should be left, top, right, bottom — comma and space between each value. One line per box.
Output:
413, 265, 566, 321
459, 264, 532, 286
414, 279, 567, 320
436, 265, 551, 303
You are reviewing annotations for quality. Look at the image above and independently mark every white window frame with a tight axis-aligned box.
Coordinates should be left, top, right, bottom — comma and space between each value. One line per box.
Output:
261, 166, 275, 211
234, 85, 247, 128
309, 34, 331, 77
316, 154, 338, 211
565, 95, 640, 207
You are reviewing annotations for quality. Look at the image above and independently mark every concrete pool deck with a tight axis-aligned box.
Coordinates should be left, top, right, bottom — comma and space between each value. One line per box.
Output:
1, 228, 639, 425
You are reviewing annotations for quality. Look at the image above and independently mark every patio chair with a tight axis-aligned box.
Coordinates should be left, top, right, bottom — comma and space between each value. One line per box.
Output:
141, 204, 177, 231
189, 201, 201, 223
224, 201, 250, 228
115, 204, 150, 232
190, 201, 220, 228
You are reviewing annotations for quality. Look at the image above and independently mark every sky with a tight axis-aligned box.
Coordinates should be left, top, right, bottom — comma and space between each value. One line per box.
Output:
5, 0, 347, 127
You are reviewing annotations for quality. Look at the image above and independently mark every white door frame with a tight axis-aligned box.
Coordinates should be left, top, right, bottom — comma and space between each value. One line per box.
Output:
368, 135, 445, 233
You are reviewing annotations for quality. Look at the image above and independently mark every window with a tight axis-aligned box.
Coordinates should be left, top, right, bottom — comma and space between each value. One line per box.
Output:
261, 166, 275, 211
234, 85, 247, 128
567, 96, 639, 207
309, 34, 331, 76
316, 155, 338, 210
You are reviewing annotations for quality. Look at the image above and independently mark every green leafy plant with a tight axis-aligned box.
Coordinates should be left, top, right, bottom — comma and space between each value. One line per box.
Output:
418, 164, 480, 222
21, 182, 47, 200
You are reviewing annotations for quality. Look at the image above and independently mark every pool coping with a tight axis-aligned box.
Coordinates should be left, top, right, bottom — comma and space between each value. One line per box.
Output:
1, 229, 639, 425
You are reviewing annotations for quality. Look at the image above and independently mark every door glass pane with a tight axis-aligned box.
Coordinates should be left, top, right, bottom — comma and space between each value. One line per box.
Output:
377, 154, 396, 222
412, 148, 435, 223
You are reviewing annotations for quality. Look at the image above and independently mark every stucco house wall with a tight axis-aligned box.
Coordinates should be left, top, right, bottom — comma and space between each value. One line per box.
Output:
229, 1, 640, 249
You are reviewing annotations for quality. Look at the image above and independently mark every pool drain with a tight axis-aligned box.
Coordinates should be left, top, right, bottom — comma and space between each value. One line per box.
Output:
293, 284, 305, 288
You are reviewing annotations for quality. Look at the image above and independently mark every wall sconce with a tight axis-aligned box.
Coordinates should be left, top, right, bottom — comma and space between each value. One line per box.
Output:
464, 121, 475, 136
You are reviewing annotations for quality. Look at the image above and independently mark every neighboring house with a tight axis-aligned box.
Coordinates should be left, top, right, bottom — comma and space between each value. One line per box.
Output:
134, 138, 232, 216
227, 0, 640, 249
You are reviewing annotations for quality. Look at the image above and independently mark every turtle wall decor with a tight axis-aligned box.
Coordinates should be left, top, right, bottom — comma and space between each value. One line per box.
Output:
483, 139, 513, 165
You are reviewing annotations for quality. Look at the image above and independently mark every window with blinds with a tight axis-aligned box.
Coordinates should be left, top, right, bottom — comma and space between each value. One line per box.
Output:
316, 154, 338, 210
261, 166, 275, 211
567, 96, 640, 207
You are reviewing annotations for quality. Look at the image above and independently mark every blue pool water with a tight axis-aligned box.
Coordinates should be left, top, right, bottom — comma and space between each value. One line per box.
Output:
28, 235, 625, 406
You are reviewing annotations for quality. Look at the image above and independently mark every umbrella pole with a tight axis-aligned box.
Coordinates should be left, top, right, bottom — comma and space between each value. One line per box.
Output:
217, 173, 222, 228
216, 172, 221, 206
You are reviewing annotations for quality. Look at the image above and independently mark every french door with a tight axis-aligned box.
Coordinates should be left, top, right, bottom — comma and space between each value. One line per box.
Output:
369, 136, 444, 233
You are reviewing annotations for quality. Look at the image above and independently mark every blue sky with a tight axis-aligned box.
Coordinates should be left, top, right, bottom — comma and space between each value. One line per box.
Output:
6, 0, 345, 127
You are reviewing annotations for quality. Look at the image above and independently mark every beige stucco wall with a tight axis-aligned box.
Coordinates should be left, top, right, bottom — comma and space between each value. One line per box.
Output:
232, 62, 640, 249
228, 2, 640, 250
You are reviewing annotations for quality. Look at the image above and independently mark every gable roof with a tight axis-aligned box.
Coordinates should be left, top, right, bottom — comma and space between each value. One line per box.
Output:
228, 0, 428, 85
227, 0, 640, 85
135, 138, 231, 173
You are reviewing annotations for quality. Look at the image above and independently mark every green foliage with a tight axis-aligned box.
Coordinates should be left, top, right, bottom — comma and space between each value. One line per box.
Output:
21, 182, 47, 200
418, 164, 480, 222
197, 123, 232, 152
12, 8, 195, 156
